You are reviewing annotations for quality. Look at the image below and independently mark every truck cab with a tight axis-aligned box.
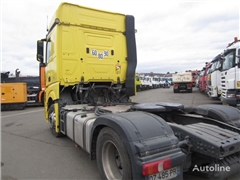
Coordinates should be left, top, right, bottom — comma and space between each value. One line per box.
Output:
221, 37, 240, 106
135, 73, 142, 91
139, 74, 149, 90
37, 3, 137, 120
207, 54, 223, 98
145, 75, 153, 89
152, 75, 160, 88
199, 62, 212, 93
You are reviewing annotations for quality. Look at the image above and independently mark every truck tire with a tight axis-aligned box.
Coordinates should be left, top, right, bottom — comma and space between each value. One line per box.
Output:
48, 104, 62, 137
96, 127, 132, 180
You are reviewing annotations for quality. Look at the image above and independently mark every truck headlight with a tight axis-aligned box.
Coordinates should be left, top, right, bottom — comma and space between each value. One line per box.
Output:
227, 90, 236, 98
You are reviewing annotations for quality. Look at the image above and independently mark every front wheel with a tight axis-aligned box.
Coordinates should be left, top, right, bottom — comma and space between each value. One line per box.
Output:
48, 104, 62, 137
96, 127, 132, 180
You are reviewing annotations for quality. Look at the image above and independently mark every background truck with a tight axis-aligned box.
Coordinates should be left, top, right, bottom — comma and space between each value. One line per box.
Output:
162, 77, 171, 88
220, 37, 240, 106
207, 54, 223, 98
152, 75, 160, 88
37, 3, 240, 180
172, 72, 193, 93
145, 75, 153, 89
185, 70, 200, 87
198, 62, 212, 93
135, 73, 142, 91
1, 68, 45, 107
0, 82, 27, 110
198, 69, 204, 91
139, 74, 149, 90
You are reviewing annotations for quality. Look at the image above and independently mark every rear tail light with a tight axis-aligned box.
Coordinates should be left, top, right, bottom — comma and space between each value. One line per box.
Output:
187, 83, 192, 87
174, 84, 178, 87
142, 158, 172, 176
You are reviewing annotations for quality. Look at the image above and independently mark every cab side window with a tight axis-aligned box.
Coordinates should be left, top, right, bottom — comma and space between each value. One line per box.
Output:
222, 51, 235, 71
46, 40, 51, 64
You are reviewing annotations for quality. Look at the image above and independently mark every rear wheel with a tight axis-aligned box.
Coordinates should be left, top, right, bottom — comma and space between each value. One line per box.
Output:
96, 127, 132, 180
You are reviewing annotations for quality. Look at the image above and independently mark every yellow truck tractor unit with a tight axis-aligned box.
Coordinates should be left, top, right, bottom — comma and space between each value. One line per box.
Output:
1, 82, 27, 110
37, 3, 240, 180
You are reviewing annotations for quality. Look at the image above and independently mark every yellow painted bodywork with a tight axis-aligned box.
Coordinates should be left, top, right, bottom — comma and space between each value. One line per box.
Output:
46, 2, 128, 87
44, 2, 129, 132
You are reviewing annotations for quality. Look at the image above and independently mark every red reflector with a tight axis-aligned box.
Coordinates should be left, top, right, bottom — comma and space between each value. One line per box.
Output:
142, 158, 172, 176
163, 158, 172, 170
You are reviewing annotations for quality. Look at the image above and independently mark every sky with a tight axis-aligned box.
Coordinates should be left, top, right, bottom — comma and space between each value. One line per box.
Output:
1, 0, 239, 76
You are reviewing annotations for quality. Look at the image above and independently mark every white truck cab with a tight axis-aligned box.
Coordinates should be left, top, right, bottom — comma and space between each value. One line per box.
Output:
220, 37, 240, 106
152, 75, 160, 88
145, 75, 153, 89
207, 54, 222, 98
139, 74, 149, 90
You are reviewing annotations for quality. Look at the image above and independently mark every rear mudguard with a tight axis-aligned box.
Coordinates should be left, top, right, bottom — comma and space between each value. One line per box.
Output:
187, 104, 240, 128
91, 111, 186, 179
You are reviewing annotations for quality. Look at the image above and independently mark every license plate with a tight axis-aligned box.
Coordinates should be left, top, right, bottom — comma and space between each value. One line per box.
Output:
147, 166, 180, 180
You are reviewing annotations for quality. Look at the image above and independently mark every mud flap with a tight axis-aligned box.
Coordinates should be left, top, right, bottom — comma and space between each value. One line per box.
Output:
189, 104, 240, 128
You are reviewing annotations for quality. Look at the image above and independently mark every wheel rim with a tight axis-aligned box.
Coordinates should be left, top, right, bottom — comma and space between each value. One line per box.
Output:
102, 140, 123, 179
49, 110, 56, 131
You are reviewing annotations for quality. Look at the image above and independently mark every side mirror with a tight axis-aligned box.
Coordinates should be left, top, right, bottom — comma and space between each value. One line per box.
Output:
37, 40, 44, 62
220, 56, 225, 61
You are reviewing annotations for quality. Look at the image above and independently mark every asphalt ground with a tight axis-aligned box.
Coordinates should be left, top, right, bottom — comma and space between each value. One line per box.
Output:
1, 87, 240, 180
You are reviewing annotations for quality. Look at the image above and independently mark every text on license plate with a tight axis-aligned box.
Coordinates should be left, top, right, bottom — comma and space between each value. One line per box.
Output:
147, 166, 180, 180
